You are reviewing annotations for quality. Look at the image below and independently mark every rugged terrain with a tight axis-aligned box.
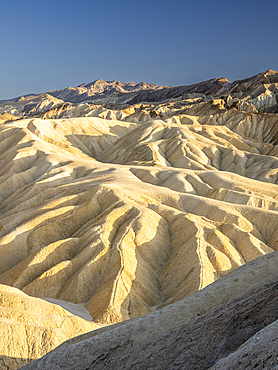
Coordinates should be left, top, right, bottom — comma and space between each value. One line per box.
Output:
0, 70, 277, 368
22, 253, 278, 369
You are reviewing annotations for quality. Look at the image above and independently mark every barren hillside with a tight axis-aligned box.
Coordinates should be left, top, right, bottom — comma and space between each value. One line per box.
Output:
0, 70, 277, 368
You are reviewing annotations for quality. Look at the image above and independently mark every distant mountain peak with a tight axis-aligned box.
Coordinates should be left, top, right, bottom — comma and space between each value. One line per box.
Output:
47, 79, 164, 103
218, 77, 230, 83
264, 69, 277, 74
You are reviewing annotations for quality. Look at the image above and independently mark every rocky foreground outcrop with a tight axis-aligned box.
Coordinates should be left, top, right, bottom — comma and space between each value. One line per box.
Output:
22, 253, 278, 369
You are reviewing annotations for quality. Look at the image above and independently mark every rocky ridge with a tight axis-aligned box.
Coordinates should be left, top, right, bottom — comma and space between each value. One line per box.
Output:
48, 79, 164, 103
220, 69, 278, 113
1, 70, 278, 120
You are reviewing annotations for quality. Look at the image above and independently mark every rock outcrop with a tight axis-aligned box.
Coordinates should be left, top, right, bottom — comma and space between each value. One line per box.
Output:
127, 77, 230, 104
0, 94, 64, 117
0, 112, 21, 124
222, 69, 278, 112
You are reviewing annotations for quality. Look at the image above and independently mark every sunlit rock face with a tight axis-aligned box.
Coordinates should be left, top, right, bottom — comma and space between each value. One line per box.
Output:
2, 69, 278, 118
48, 79, 165, 104
0, 284, 100, 369
0, 70, 278, 367
0, 110, 278, 325
22, 253, 278, 369
220, 69, 278, 112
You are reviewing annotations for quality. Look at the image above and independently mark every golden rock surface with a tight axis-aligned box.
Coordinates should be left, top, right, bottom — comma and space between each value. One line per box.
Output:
0, 96, 278, 367
22, 252, 278, 369
0, 114, 277, 326
0, 284, 99, 369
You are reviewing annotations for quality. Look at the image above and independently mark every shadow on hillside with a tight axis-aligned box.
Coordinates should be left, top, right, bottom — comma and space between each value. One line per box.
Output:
65, 122, 138, 161
0, 355, 31, 369
121, 217, 201, 321
65, 133, 115, 160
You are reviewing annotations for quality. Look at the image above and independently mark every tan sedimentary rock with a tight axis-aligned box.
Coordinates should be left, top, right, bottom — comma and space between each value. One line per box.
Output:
0, 113, 21, 124
0, 94, 64, 117
0, 284, 99, 369
0, 114, 278, 326
21, 253, 278, 369
0, 72, 278, 367
222, 69, 278, 112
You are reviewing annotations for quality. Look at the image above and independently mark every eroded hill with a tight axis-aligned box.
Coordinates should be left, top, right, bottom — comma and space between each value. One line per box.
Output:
0, 70, 277, 368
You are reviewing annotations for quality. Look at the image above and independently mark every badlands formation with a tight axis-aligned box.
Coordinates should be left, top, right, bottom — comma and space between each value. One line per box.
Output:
0, 69, 277, 368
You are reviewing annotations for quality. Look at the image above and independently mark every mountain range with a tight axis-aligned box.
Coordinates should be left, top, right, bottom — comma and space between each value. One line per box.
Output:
1, 69, 278, 122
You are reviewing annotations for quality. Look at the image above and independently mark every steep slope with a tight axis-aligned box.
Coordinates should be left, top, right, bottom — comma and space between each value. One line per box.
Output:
0, 112, 21, 124
225, 69, 278, 98
128, 77, 230, 104
0, 93, 64, 117
211, 319, 278, 369
126, 69, 278, 110
222, 69, 278, 112
22, 253, 278, 369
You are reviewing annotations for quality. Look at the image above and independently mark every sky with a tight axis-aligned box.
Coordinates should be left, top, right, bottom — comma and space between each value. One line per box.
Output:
0, 0, 277, 99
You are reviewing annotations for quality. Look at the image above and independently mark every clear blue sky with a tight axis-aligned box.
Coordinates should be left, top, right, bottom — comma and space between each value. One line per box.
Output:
0, 0, 277, 99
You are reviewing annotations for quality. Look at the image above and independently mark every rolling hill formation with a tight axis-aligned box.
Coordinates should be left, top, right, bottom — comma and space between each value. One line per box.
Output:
0, 69, 277, 369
